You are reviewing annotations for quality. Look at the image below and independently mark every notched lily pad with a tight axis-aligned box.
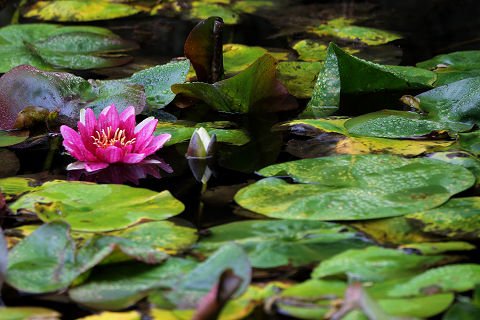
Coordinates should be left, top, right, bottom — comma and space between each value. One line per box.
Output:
9, 180, 184, 232
235, 155, 475, 220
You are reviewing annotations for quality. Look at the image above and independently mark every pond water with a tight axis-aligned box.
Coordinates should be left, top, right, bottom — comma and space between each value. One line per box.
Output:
2, 0, 480, 319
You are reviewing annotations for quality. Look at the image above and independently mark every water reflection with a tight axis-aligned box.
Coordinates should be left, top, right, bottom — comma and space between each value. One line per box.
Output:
67, 158, 173, 185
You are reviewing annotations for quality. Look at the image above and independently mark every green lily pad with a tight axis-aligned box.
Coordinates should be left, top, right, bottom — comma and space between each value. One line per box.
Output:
21, 0, 147, 22
128, 60, 190, 110
459, 131, 480, 156
172, 54, 292, 113
292, 39, 359, 62
308, 18, 401, 46
223, 43, 288, 74
10, 180, 184, 232
0, 24, 137, 72
0, 177, 38, 200
161, 243, 251, 308
443, 301, 480, 320
388, 264, 480, 297
417, 50, 480, 86
427, 152, 480, 186
196, 219, 368, 268
415, 77, 480, 130
0, 307, 61, 320
69, 259, 198, 310
276, 61, 323, 98
235, 155, 474, 220
188, 2, 239, 25
155, 121, 250, 146
312, 246, 442, 282
110, 221, 198, 255
0, 130, 29, 147
400, 242, 476, 255
282, 118, 453, 157
406, 197, 480, 240
344, 110, 446, 138
301, 43, 436, 118
378, 293, 454, 318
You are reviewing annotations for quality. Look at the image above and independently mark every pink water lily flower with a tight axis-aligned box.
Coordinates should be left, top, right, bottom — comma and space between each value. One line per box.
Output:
60, 104, 171, 172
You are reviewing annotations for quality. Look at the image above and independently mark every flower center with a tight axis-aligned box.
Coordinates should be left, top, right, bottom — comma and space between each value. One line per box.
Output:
91, 126, 136, 148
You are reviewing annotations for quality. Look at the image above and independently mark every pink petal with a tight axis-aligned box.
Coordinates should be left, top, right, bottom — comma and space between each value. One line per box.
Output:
97, 104, 120, 131
142, 133, 171, 156
119, 106, 136, 137
79, 108, 96, 135
95, 146, 123, 163
61, 125, 97, 162
84, 162, 109, 172
133, 117, 158, 152
123, 153, 146, 164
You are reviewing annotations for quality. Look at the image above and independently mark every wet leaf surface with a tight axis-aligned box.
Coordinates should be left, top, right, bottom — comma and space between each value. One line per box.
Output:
9, 180, 184, 232
235, 155, 474, 220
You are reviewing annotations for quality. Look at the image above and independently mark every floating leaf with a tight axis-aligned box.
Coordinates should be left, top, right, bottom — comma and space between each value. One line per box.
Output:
417, 50, 480, 86
22, 1, 147, 22
427, 152, 480, 186
400, 242, 476, 255
110, 221, 198, 255
0, 177, 37, 200
443, 301, 480, 320
235, 155, 474, 220
0, 307, 61, 320
282, 118, 453, 156
155, 121, 249, 146
224, 44, 288, 74
344, 110, 446, 138
128, 60, 190, 110
10, 180, 184, 232
415, 77, 480, 130
69, 259, 197, 310
188, 2, 239, 25
388, 264, 480, 297
301, 43, 436, 118
308, 18, 401, 46
196, 220, 368, 268
276, 61, 323, 98
172, 54, 295, 113
406, 197, 480, 240
0, 24, 137, 72
312, 246, 442, 282
0, 65, 145, 130
76, 311, 141, 320
459, 131, 480, 156
0, 130, 28, 147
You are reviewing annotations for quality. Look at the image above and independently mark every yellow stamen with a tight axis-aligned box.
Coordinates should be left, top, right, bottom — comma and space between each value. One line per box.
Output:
91, 126, 136, 148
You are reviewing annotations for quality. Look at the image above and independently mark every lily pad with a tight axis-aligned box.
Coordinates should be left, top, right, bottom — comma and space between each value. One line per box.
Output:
276, 61, 323, 98
0, 177, 38, 200
308, 18, 401, 46
417, 50, 480, 86
400, 242, 476, 255
155, 121, 250, 146
0, 307, 61, 320
10, 180, 184, 232
21, 1, 147, 22
0, 24, 137, 72
406, 197, 480, 240
172, 54, 294, 113
415, 77, 480, 130
109, 221, 198, 255
196, 220, 368, 268
301, 43, 436, 118
312, 246, 442, 282
344, 110, 447, 138
388, 264, 480, 297
224, 43, 289, 74
69, 259, 198, 310
0, 130, 29, 147
459, 131, 480, 156
235, 155, 474, 220
443, 301, 480, 320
